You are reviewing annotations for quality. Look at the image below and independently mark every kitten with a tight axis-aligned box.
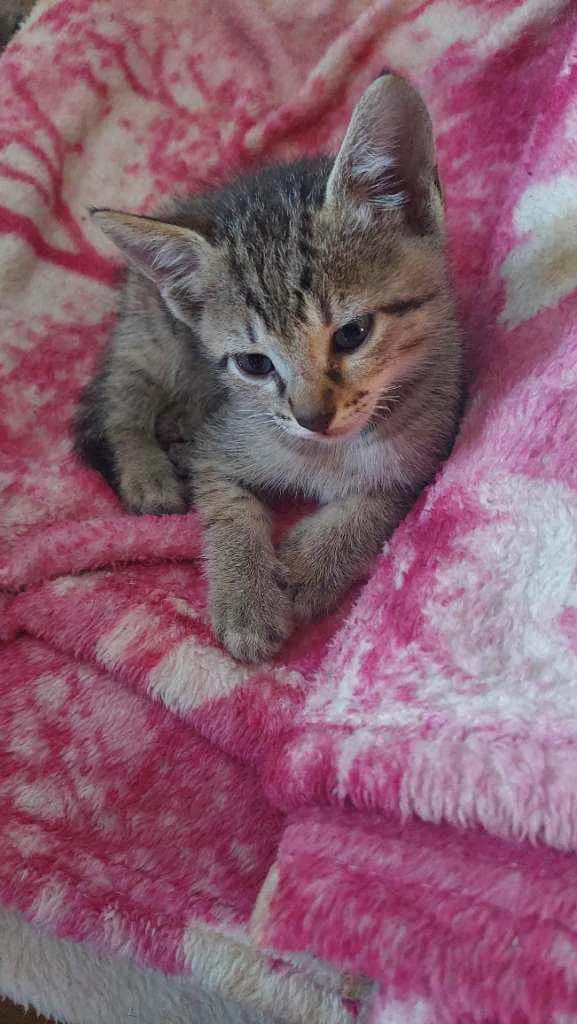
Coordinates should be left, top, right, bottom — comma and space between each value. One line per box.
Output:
0, 0, 35, 49
75, 72, 463, 663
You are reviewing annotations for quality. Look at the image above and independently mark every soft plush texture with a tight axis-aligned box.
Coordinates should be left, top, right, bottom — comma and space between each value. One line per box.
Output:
0, 904, 279, 1024
2, 0, 577, 1021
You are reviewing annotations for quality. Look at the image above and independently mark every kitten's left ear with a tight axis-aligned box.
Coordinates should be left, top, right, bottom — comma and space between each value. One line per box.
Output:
90, 209, 217, 301
326, 73, 442, 235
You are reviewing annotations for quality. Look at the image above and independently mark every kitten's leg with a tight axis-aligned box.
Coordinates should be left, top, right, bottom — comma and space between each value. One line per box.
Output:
194, 469, 293, 662
110, 428, 188, 515
77, 364, 188, 515
280, 491, 414, 621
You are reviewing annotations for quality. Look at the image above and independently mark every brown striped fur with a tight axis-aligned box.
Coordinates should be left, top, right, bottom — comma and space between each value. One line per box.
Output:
76, 73, 463, 662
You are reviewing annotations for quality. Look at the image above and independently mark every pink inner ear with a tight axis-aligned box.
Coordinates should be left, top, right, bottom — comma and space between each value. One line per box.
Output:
327, 75, 437, 225
94, 212, 213, 294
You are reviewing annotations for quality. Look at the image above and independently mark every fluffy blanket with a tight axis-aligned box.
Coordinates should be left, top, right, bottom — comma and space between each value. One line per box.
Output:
2, 1, 577, 1021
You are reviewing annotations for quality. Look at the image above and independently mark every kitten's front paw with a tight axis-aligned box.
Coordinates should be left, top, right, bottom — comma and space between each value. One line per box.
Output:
211, 567, 293, 663
290, 573, 341, 623
119, 454, 188, 515
280, 520, 351, 623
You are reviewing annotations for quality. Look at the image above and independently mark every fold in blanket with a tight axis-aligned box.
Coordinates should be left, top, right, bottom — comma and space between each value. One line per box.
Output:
2, 1, 577, 1022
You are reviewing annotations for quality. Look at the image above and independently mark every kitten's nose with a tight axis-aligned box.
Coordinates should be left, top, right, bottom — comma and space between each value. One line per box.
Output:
293, 408, 334, 434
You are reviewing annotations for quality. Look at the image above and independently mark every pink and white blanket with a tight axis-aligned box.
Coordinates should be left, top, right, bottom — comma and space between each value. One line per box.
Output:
2, 1, 577, 1021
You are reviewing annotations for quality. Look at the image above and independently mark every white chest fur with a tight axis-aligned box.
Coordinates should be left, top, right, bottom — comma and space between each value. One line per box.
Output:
212, 417, 418, 502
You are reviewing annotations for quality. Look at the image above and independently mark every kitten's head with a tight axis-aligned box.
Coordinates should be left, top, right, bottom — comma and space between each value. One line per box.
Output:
93, 73, 451, 441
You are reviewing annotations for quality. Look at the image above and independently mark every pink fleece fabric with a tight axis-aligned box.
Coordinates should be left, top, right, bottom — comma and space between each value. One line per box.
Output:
2, 1, 577, 1021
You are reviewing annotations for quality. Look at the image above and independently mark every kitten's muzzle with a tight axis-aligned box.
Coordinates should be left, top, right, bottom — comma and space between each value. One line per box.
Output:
292, 408, 334, 435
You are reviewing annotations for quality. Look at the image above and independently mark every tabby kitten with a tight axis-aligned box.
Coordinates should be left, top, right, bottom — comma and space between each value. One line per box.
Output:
76, 73, 462, 663
0, 0, 35, 49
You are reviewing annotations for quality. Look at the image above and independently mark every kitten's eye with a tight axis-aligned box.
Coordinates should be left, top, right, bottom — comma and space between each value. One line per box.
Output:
332, 313, 375, 354
233, 353, 275, 377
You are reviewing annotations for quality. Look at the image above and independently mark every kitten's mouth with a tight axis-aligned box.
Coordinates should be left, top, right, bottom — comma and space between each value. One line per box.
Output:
277, 415, 369, 443
324, 422, 368, 440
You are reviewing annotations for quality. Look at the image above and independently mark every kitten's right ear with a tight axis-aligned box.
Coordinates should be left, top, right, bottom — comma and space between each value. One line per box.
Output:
326, 73, 441, 235
90, 209, 216, 300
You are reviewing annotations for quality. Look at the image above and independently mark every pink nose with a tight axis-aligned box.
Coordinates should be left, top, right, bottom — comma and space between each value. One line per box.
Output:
293, 409, 333, 434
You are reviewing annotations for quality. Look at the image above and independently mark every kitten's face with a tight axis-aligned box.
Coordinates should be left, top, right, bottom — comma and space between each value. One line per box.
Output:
198, 200, 448, 441
93, 73, 449, 441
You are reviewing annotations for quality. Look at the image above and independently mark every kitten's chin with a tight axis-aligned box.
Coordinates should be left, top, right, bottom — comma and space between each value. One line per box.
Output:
325, 421, 369, 440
